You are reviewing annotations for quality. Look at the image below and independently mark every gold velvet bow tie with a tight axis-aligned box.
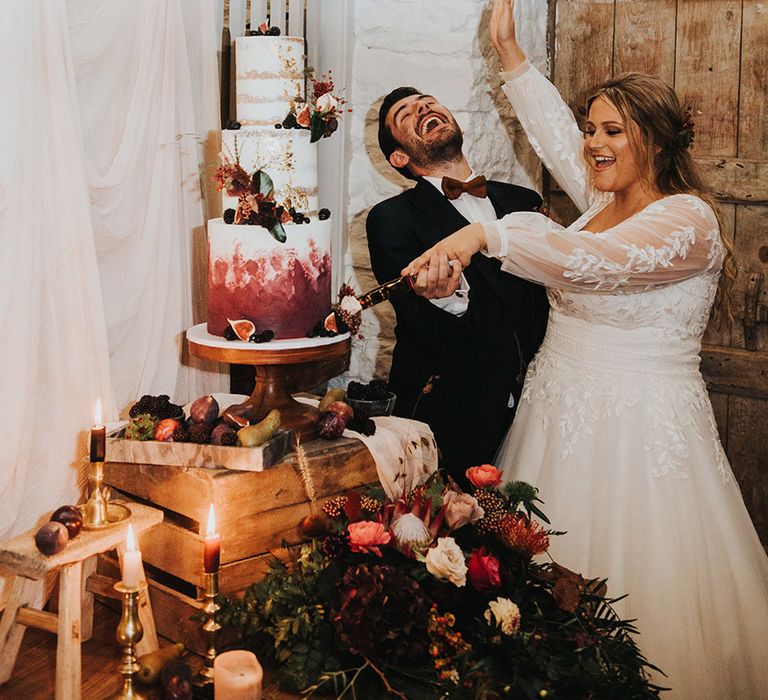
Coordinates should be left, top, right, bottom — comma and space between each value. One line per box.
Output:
441, 174, 488, 200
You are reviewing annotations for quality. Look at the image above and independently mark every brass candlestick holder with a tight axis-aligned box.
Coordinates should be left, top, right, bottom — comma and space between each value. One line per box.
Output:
83, 460, 131, 530
83, 460, 109, 528
199, 571, 221, 683
111, 582, 147, 700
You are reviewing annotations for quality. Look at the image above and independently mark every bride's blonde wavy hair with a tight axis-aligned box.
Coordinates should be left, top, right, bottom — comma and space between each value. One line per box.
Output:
587, 73, 735, 329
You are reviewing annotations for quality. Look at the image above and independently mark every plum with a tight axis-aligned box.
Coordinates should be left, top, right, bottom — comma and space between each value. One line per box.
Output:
50, 505, 83, 539
35, 521, 69, 555
326, 400, 354, 426
189, 395, 219, 424
317, 411, 346, 440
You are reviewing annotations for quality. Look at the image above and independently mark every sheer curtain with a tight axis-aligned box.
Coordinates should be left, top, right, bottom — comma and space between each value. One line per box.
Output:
0, 0, 224, 540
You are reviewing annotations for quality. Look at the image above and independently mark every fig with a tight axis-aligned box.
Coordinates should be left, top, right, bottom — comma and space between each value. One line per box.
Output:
327, 400, 354, 426
35, 521, 69, 555
155, 418, 182, 442
227, 318, 255, 342
210, 423, 237, 446
159, 657, 192, 699
317, 410, 346, 440
221, 402, 258, 429
189, 395, 219, 424
50, 505, 83, 539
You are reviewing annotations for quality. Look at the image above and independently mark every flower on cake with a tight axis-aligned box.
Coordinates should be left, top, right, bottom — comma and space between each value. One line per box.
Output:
281, 70, 349, 143
214, 141, 292, 242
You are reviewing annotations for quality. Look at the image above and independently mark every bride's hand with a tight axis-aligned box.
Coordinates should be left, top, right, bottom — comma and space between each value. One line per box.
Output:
401, 224, 487, 280
490, 0, 526, 72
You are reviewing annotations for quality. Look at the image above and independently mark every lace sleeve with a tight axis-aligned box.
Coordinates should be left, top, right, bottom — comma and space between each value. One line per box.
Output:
501, 62, 599, 213
494, 194, 723, 292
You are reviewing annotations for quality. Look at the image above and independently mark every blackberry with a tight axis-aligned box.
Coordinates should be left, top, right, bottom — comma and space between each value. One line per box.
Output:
274, 123, 282, 129
347, 380, 390, 401
220, 431, 238, 447
347, 417, 376, 436
225, 120, 241, 130
318, 208, 331, 220
223, 208, 236, 224
172, 426, 189, 442
292, 214, 304, 225
254, 330, 275, 343
282, 113, 297, 129
223, 326, 238, 341
188, 422, 213, 444
303, 216, 310, 224
268, 26, 281, 36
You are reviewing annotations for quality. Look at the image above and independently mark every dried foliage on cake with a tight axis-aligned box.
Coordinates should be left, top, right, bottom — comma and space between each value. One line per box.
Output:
217, 468, 663, 699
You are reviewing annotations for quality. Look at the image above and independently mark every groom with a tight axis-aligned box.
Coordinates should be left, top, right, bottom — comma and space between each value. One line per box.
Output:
366, 86, 548, 485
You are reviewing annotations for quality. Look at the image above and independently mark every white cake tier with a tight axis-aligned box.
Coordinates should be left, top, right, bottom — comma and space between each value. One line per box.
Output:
221, 127, 319, 215
235, 36, 305, 126
207, 217, 333, 340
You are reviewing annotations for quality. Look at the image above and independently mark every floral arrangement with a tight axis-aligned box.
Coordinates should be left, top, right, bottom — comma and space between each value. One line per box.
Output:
280, 71, 349, 143
217, 467, 662, 699
214, 140, 291, 242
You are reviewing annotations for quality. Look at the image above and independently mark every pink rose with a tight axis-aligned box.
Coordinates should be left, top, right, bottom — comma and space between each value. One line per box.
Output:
443, 490, 484, 531
347, 521, 391, 557
467, 547, 501, 593
466, 464, 503, 488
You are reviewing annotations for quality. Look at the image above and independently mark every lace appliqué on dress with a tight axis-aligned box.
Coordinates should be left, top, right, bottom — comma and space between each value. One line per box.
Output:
520, 349, 733, 483
564, 227, 697, 290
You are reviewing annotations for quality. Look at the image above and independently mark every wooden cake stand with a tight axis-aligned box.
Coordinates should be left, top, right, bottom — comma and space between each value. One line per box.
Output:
187, 323, 350, 441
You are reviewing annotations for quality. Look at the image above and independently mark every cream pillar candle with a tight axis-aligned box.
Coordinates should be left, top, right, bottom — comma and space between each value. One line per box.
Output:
214, 650, 263, 699
122, 523, 142, 589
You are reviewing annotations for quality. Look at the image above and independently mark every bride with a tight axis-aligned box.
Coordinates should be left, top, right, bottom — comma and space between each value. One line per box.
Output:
403, 1, 768, 697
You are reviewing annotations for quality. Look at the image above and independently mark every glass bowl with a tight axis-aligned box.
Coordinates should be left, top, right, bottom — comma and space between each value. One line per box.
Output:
347, 392, 397, 420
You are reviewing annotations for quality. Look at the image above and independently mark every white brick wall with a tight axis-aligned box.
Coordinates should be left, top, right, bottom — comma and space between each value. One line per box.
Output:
338, 0, 548, 385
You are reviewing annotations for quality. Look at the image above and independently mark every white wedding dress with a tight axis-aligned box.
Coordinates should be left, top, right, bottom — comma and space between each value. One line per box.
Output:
487, 63, 768, 698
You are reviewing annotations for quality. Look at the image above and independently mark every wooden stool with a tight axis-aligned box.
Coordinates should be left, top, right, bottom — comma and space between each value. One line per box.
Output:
0, 501, 163, 700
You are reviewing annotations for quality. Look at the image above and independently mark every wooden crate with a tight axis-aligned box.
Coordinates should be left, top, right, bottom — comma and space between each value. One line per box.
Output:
101, 437, 379, 650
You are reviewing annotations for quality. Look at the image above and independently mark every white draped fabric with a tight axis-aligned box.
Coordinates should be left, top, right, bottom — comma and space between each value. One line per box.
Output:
0, 0, 225, 540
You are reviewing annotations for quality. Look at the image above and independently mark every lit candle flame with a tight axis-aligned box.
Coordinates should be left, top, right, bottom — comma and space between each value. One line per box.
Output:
126, 523, 136, 551
94, 398, 103, 427
206, 504, 216, 537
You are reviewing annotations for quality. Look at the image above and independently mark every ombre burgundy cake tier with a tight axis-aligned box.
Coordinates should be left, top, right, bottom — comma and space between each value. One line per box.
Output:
207, 218, 332, 339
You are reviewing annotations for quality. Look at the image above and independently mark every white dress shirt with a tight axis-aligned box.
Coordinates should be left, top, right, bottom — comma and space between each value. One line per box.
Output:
422, 171, 498, 317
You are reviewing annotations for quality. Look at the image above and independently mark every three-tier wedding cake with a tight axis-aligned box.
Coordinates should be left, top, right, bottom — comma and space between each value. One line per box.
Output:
207, 32, 340, 340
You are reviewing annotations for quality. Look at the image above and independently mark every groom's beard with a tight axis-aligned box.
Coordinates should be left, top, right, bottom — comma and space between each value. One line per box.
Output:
403, 122, 464, 172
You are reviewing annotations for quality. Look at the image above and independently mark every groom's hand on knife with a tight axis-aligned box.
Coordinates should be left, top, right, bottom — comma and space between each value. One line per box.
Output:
409, 252, 463, 299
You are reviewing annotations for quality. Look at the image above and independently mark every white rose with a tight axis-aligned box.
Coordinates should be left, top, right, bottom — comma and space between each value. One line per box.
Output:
425, 537, 467, 587
340, 295, 362, 315
392, 513, 431, 549
484, 597, 521, 635
316, 92, 338, 113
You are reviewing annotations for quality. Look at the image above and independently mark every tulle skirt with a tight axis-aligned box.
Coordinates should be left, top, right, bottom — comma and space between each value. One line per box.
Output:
496, 316, 768, 698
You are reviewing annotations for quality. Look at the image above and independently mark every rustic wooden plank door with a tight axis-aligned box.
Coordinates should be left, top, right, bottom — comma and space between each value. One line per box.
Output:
546, 0, 768, 548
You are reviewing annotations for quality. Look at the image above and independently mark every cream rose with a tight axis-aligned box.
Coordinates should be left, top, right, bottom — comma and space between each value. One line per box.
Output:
443, 490, 484, 530
484, 597, 521, 635
425, 537, 467, 587
316, 92, 339, 113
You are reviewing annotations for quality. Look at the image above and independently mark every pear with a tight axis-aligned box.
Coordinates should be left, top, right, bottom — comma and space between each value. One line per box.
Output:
237, 409, 281, 447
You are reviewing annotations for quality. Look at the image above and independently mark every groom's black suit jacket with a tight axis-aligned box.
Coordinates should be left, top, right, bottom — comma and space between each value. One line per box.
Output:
366, 178, 548, 482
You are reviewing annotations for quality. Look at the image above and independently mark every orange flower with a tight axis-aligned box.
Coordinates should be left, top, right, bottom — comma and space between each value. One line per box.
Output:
500, 513, 550, 556
466, 464, 503, 488
347, 521, 391, 557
